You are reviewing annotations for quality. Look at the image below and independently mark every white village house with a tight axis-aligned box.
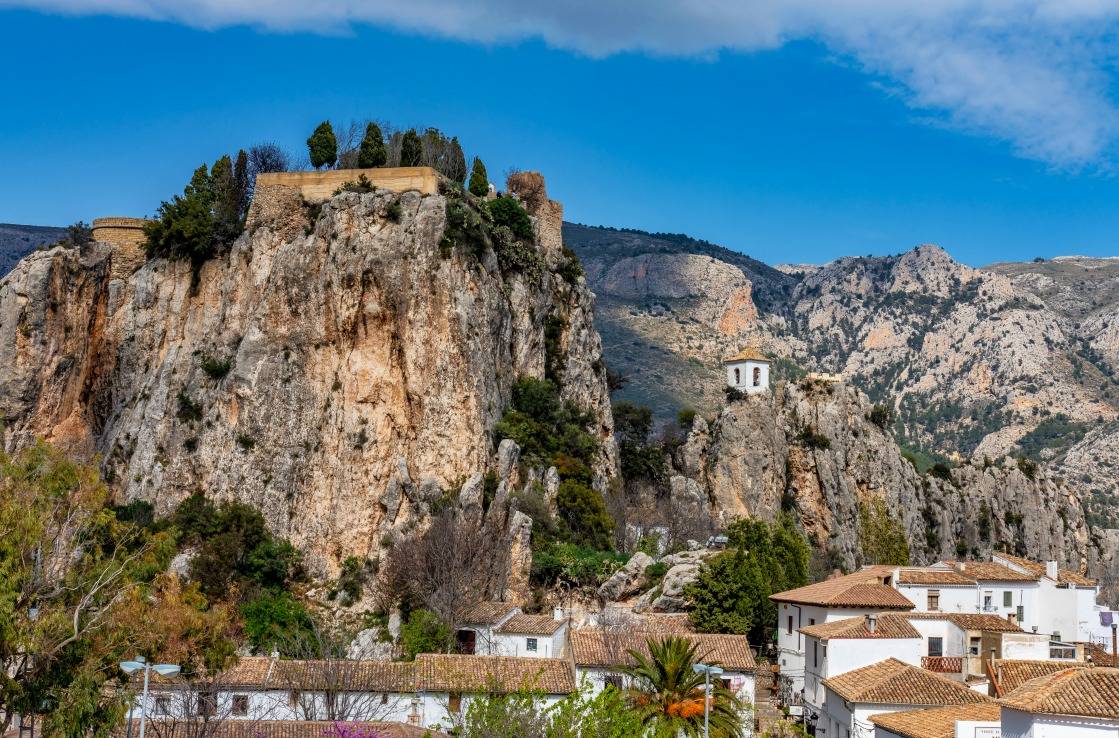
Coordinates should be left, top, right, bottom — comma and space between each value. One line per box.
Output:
815, 658, 993, 738
127, 652, 576, 731
869, 666, 1119, 738
773, 555, 1119, 713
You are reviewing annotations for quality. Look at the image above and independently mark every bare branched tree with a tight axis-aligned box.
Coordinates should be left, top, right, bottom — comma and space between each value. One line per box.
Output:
380, 509, 512, 639
274, 619, 403, 721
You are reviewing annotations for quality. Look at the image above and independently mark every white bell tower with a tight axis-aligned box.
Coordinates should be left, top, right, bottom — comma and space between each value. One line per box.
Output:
724, 348, 771, 394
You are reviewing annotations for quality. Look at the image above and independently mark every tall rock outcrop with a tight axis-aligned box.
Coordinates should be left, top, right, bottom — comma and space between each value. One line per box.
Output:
678, 378, 1118, 599
0, 178, 615, 574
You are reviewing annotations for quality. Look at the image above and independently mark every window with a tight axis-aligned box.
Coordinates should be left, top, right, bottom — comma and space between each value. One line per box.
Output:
232, 694, 249, 717
809, 618, 816, 626
927, 590, 941, 611
813, 641, 820, 668
605, 673, 624, 690
197, 692, 215, 717
735, 368, 741, 384
788, 615, 793, 635
526, 637, 538, 652
154, 696, 170, 717
969, 637, 981, 656
1017, 605, 1025, 624
928, 637, 943, 657
448, 693, 462, 714
752, 367, 761, 386
1003, 591, 1013, 607
983, 592, 993, 611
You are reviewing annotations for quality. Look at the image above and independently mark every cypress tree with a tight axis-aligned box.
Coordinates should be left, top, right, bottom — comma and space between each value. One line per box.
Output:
468, 157, 489, 197
357, 122, 387, 168
399, 129, 422, 167
307, 121, 338, 169
446, 137, 467, 183
233, 149, 250, 220
211, 155, 242, 244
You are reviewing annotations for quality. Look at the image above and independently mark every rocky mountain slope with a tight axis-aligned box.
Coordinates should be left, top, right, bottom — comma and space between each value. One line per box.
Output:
0, 223, 66, 276
0, 181, 614, 575
567, 225, 1119, 528
677, 377, 1119, 600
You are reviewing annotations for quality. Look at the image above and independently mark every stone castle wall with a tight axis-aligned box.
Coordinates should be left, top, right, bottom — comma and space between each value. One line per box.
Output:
246, 166, 442, 234
92, 217, 148, 280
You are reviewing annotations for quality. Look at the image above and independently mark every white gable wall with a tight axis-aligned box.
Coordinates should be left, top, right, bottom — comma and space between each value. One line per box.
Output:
1002, 707, 1119, 738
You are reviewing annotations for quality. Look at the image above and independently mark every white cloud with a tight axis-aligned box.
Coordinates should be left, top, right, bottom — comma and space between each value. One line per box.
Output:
10, 0, 1119, 167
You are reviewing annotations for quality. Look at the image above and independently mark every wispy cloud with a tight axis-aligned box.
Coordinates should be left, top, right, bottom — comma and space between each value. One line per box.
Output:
10, 0, 1119, 168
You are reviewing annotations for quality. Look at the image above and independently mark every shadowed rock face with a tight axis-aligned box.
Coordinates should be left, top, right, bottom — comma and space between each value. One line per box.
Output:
675, 378, 1118, 600
0, 186, 615, 574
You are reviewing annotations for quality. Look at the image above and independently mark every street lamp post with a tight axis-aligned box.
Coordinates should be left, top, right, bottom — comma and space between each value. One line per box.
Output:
692, 663, 724, 738
120, 657, 180, 738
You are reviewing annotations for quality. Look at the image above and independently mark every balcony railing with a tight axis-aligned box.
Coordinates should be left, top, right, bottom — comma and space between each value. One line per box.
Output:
922, 656, 963, 674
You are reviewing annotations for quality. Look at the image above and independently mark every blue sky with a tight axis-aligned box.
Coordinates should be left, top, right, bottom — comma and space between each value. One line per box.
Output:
2, 4, 1119, 266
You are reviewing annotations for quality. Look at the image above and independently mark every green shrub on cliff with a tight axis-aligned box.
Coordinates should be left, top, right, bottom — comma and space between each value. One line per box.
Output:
144, 164, 216, 261
487, 196, 534, 241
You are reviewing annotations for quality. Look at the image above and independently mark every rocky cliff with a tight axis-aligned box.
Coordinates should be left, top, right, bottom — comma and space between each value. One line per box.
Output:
567, 225, 1119, 531
0, 179, 615, 574
674, 377, 1119, 599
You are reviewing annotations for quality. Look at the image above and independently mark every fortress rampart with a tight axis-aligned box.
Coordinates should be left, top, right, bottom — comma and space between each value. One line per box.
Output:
245, 166, 442, 233
92, 217, 149, 280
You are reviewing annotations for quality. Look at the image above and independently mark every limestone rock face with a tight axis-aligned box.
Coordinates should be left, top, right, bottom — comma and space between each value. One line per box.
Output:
598, 551, 654, 602
0, 185, 615, 575
682, 379, 1118, 598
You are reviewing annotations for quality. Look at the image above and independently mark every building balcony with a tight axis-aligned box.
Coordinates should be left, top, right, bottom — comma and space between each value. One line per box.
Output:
921, 656, 963, 674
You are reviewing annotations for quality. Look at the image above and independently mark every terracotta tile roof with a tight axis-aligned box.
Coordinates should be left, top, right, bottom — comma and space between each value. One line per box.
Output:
636, 613, 696, 633
800, 613, 921, 640
946, 561, 1036, 582
1000, 667, 1119, 719
414, 654, 575, 694
724, 347, 771, 363
202, 657, 416, 692
904, 612, 1023, 633
570, 630, 755, 671
496, 613, 565, 635
990, 660, 1076, 695
770, 568, 915, 609
823, 658, 993, 706
897, 569, 977, 586
1084, 642, 1119, 667
461, 601, 519, 625
993, 553, 1097, 587
869, 704, 1002, 738
120, 722, 447, 738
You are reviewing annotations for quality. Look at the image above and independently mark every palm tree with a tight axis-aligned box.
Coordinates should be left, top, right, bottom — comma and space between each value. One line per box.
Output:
623, 636, 747, 737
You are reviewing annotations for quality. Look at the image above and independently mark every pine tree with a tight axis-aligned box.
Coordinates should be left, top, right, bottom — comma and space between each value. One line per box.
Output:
447, 137, 467, 183
468, 157, 489, 197
210, 155, 243, 244
143, 164, 215, 260
307, 121, 338, 169
357, 122, 387, 168
399, 129, 422, 167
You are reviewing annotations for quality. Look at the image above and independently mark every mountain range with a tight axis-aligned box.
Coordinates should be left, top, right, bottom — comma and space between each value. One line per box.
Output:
565, 224, 1119, 529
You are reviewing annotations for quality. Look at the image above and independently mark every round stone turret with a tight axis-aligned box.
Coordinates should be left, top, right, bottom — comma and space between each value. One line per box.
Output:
92, 217, 149, 280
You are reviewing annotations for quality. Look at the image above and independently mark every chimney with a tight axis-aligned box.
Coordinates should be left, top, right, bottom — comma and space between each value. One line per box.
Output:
1111, 622, 1116, 657
867, 614, 878, 633
1045, 561, 1059, 580
553, 607, 565, 622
